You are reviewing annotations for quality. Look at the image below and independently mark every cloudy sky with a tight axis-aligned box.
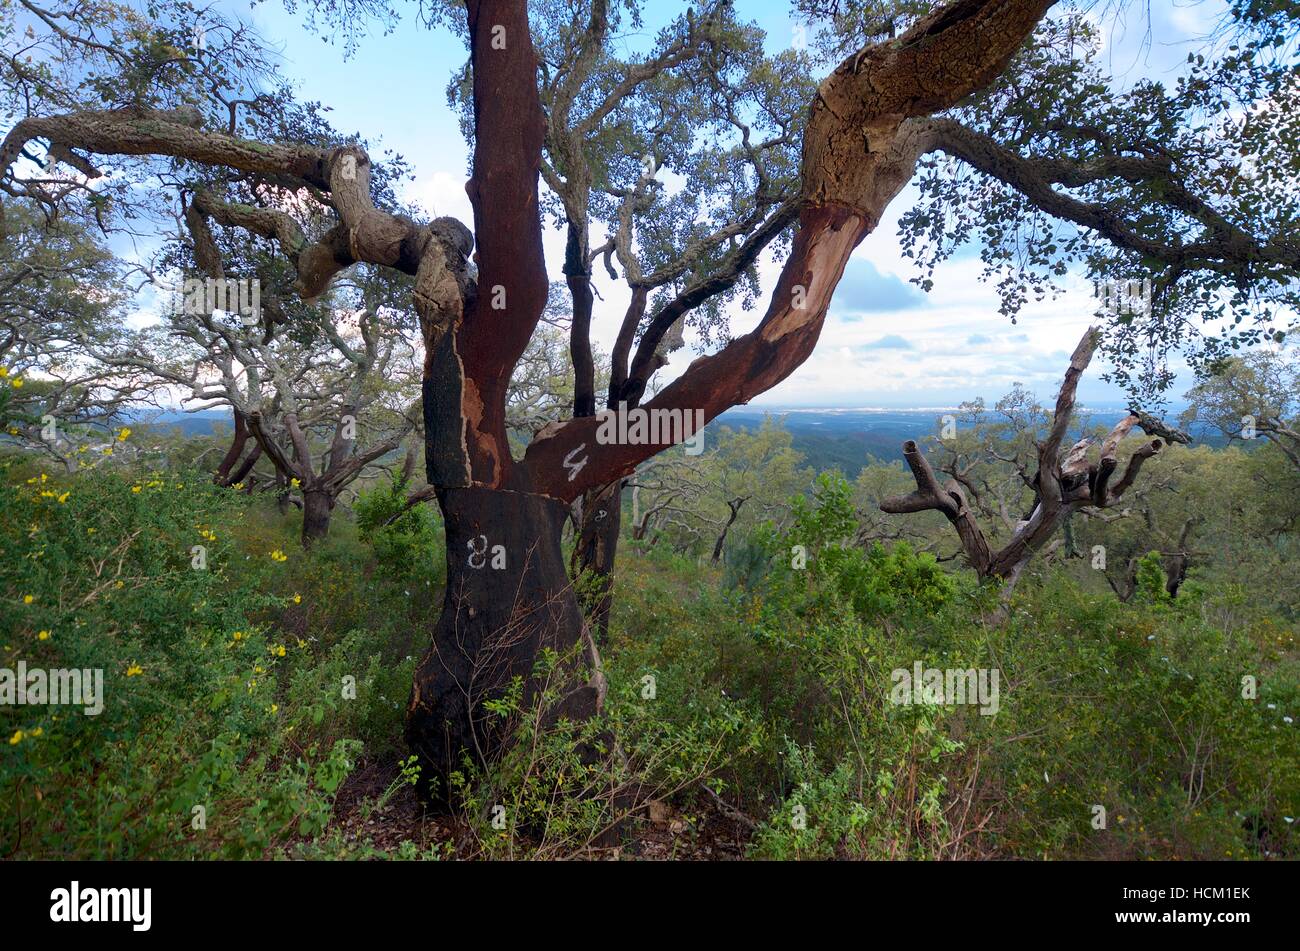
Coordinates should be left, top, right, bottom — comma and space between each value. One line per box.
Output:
219, 0, 1235, 408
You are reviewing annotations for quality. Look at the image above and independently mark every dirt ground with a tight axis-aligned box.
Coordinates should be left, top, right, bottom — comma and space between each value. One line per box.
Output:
329, 757, 754, 860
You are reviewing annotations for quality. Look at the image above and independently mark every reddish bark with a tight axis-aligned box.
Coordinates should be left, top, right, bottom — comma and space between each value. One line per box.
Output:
214, 409, 251, 485
404, 0, 1058, 790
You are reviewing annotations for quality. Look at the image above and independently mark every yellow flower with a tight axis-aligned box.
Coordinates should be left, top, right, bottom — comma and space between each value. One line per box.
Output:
8, 730, 23, 745
131, 485, 142, 493
270, 549, 287, 562
10, 377, 23, 389
232, 630, 244, 641
268, 703, 279, 714
87, 527, 96, 535
56, 492, 69, 504
125, 664, 143, 677
290, 478, 301, 488
37, 630, 50, 641
291, 594, 301, 604
0, 366, 7, 378
270, 644, 286, 657
30, 727, 42, 737
101, 446, 113, 455
116, 427, 131, 442
22, 595, 33, 605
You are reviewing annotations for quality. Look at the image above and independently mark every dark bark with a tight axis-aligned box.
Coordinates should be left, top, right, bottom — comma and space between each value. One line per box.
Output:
214, 409, 251, 485
302, 489, 333, 545
570, 480, 622, 640
405, 486, 605, 801
1106, 555, 1140, 603
566, 221, 597, 420
712, 496, 750, 564
1163, 517, 1200, 598
226, 441, 262, 487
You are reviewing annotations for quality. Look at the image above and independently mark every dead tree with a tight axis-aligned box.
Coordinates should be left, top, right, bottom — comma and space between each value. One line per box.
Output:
881, 327, 1166, 602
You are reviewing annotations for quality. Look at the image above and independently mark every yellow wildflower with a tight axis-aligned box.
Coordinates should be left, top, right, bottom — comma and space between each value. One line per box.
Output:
8, 730, 23, 745
125, 664, 143, 677
37, 630, 50, 641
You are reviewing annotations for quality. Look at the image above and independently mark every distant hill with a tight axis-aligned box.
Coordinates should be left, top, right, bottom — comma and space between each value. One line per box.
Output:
712, 406, 1221, 478
127, 405, 1222, 478
127, 409, 232, 437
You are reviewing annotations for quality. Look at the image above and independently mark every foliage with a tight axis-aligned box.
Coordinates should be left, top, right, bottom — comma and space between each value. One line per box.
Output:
354, 473, 444, 586
0, 462, 411, 858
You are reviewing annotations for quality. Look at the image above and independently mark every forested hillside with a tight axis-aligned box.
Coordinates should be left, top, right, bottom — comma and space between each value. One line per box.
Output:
4, 368, 1297, 858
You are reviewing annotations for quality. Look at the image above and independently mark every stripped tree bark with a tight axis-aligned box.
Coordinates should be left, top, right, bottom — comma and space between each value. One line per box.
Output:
21, 0, 1280, 798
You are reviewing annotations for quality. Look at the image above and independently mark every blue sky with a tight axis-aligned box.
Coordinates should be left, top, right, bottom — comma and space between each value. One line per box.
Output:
219, 0, 1237, 408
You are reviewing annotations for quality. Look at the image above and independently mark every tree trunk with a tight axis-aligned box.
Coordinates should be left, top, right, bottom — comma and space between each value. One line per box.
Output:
405, 486, 604, 801
1164, 517, 1199, 599
301, 489, 333, 545
1107, 556, 1140, 603
711, 497, 748, 564
571, 480, 622, 640
982, 557, 1030, 626
214, 409, 251, 485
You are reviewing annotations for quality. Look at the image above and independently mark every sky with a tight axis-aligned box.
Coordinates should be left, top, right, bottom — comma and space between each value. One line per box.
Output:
193, 0, 1239, 408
